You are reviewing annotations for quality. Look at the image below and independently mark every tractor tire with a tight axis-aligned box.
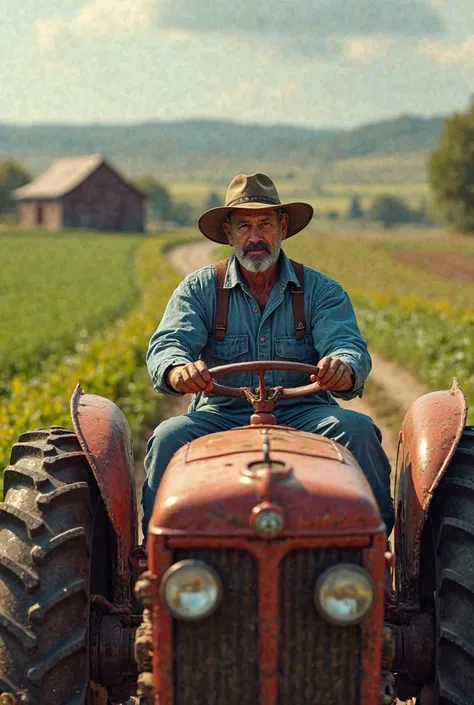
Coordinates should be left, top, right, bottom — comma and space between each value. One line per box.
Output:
0, 426, 97, 705
424, 426, 474, 705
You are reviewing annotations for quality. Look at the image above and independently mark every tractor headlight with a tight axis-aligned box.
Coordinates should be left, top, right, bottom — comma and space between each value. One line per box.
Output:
314, 564, 374, 626
160, 560, 222, 620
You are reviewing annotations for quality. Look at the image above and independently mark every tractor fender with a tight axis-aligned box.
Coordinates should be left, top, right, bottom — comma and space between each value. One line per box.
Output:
71, 383, 138, 605
394, 380, 467, 602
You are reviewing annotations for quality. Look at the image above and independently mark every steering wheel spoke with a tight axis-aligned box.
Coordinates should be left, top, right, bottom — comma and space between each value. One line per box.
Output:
208, 361, 322, 423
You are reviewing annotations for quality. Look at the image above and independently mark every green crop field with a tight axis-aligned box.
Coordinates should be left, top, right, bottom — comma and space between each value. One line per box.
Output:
0, 229, 142, 392
0, 231, 195, 486
327, 152, 429, 185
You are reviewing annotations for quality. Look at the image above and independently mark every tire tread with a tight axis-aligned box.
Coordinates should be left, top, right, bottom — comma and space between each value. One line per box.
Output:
0, 426, 93, 705
430, 426, 474, 704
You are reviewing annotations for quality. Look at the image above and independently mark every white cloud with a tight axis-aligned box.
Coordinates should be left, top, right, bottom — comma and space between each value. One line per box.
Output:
36, 0, 154, 50
343, 37, 396, 63
75, 0, 153, 36
36, 18, 68, 52
419, 34, 474, 64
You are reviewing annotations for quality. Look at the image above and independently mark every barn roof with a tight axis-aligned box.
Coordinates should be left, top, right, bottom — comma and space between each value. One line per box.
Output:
14, 154, 145, 200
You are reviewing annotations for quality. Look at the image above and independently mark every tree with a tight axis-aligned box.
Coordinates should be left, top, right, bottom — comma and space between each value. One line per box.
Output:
171, 201, 193, 226
368, 195, 415, 229
428, 100, 474, 232
0, 159, 31, 213
134, 175, 173, 222
204, 191, 222, 210
347, 194, 364, 220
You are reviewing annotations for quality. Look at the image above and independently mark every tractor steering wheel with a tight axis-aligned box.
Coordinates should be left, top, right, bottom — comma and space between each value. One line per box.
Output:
207, 361, 322, 422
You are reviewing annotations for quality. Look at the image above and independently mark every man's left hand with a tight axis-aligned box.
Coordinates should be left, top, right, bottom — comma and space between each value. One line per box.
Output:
310, 357, 354, 391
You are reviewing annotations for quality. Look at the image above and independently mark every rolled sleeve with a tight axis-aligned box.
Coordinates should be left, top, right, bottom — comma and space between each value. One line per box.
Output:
310, 282, 372, 400
146, 276, 210, 395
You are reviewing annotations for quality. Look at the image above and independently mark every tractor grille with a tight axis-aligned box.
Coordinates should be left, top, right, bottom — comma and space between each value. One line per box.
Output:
278, 548, 362, 705
171, 547, 362, 705
172, 548, 259, 705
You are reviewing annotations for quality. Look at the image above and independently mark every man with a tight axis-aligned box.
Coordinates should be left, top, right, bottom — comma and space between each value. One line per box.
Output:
143, 173, 394, 534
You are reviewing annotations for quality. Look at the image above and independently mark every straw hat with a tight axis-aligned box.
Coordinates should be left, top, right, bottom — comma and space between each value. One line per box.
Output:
198, 172, 313, 244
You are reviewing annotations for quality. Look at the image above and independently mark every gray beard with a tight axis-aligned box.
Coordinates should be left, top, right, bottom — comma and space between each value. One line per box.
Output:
233, 238, 282, 273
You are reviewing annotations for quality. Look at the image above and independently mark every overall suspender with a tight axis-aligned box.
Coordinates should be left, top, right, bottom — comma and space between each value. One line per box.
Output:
214, 259, 230, 342
214, 258, 306, 341
289, 260, 306, 341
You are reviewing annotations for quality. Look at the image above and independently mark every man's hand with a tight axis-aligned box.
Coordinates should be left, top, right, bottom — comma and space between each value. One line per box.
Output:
167, 361, 213, 394
310, 356, 354, 392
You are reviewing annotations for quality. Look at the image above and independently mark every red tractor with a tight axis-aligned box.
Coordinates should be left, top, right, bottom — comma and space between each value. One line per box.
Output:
0, 361, 472, 705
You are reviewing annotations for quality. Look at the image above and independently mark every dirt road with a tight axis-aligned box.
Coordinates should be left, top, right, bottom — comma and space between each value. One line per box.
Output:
166, 241, 428, 469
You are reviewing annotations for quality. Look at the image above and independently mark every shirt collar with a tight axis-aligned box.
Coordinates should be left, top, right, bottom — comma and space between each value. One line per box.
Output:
224, 251, 300, 290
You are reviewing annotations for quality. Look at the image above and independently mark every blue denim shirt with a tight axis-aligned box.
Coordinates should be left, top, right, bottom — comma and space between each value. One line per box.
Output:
146, 251, 371, 412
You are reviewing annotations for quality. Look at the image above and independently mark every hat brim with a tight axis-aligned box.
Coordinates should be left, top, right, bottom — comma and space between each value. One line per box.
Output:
198, 201, 314, 244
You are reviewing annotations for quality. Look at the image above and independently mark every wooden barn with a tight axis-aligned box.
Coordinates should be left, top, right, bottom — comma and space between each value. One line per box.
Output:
14, 155, 146, 232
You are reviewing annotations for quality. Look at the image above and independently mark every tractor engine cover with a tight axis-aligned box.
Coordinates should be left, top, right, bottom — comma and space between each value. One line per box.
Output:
149, 425, 384, 538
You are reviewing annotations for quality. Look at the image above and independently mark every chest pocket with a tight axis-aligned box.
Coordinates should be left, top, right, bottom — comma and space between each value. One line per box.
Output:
274, 335, 318, 387
202, 334, 251, 388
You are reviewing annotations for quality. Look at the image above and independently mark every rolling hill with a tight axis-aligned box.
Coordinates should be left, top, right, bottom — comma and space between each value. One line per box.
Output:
0, 113, 445, 184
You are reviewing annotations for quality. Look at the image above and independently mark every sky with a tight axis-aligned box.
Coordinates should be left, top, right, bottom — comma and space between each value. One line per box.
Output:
1, 0, 474, 129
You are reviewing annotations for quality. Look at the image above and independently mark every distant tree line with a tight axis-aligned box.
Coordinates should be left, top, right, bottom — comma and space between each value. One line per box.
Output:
133, 175, 193, 226
133, 179, 225, 228
428, 97, 474, 233
341, 193, 430, 228
354, 96, 474, 234
6, 95, 474, 234
0, 159, 31, 213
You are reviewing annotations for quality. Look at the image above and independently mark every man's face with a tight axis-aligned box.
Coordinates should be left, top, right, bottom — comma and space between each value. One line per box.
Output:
223, 208, 289, 273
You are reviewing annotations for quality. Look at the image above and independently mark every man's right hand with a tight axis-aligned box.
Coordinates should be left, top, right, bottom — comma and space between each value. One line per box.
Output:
167, 361, 213, 394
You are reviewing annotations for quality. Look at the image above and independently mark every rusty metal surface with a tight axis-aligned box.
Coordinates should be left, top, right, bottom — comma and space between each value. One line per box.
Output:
149, 426, 383, 537
94, 615, 137, 686
209, 360, 322, 405
172, 548, 259, 705
360, 533, 386, 704
71, 384, 138, 604
391, 613, 435, 686
394, 381, 467, 601
278, 548, 361, 705
148, 535, 384, 705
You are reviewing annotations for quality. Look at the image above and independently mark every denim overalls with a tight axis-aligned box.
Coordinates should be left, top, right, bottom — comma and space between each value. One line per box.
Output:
142, 252, 394, 534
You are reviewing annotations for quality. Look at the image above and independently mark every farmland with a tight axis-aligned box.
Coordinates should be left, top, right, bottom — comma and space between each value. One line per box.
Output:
283, 229, 474, 425
0, 230, 194, 481
0, 230, 142, 392
0, 225, 473, 487
170, 173, 428, 220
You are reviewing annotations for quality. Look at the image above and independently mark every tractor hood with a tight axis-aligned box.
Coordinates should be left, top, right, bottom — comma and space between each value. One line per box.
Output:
149, 426, 383, 538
